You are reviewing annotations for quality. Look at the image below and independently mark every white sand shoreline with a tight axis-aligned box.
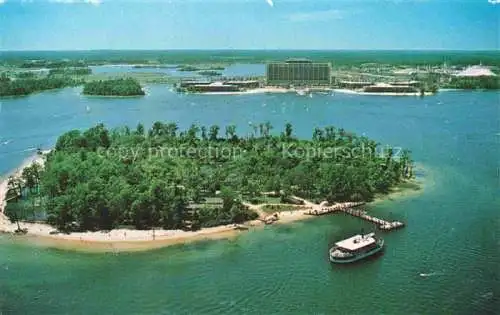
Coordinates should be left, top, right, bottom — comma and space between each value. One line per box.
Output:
332, 89, 433, 96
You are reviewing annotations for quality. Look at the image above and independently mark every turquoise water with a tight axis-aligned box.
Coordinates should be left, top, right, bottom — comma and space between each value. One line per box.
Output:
0, 87, 498, 314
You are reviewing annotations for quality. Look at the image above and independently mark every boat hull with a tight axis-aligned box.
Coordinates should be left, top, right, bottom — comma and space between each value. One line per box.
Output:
329, 239, 384, 264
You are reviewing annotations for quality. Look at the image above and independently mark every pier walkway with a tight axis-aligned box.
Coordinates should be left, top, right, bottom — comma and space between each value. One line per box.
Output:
305, 202, 365, 216
340, 208, 405, 231
305, 201, 405, 231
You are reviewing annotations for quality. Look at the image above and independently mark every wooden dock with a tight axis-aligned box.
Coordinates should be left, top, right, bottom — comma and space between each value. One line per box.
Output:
340, 208, 405, 231
306, 202, 405, 231
305, 202, 365, 216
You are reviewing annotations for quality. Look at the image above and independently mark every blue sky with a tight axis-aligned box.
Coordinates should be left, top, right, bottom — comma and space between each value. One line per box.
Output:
0, 0, 498, 50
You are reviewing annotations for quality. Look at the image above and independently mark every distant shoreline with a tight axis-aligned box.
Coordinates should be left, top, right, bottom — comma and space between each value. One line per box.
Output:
187, 87, 437, 97
332, 89, 434, 96
81, 93, 146, 98
187, 87, 291, 95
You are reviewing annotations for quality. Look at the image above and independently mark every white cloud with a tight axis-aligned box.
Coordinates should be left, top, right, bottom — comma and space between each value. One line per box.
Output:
49, 0, 102, 5
266, 0, 274, 7
288, 9, 343, 22
488, 0, 500, 4
0, 0, 6, 5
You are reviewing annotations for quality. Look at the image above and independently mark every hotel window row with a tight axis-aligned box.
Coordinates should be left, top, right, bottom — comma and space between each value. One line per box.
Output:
266, 61, 332, 86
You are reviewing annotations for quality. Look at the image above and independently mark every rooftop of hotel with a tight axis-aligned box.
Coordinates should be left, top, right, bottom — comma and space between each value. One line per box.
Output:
285, 58, 313, 64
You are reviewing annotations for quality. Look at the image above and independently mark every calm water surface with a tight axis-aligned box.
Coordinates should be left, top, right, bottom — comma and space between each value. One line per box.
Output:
0, 87, 498, 314
89, 63, 265, 78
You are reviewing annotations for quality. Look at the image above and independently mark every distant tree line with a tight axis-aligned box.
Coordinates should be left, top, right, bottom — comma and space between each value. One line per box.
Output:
82, 78, 145, 96
133, 65, 175, 69
16, 72, 36, 79
19, 60, 88, 69
0, 73, 9, 83
5, 122, 413, 233
49, 67, 92, 76
0, 77, 82, 97
177, 65, 201, 72
198, 70, 222, 76
178, 65, 225, 73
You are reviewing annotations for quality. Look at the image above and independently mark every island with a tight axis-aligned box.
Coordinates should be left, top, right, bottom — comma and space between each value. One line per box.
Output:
176, 65, 200, 72
198, 70, 222, 76
1, 122, 414, 249
177, 65, 226, 72
82, 78, 145, 96
133, 65, 176, 69
48, 67, 92, 76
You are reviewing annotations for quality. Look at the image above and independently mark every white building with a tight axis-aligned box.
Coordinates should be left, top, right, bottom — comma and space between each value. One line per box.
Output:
455, 65, 497, 77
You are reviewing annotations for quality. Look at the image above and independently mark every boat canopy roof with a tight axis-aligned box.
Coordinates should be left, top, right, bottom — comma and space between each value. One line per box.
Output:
335, 233, 376, 251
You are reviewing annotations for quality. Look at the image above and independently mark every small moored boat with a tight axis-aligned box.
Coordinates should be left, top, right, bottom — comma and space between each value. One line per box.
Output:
329, 232, 384, 264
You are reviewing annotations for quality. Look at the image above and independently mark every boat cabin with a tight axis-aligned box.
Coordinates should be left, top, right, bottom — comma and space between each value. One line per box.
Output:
335, 233, 377, 252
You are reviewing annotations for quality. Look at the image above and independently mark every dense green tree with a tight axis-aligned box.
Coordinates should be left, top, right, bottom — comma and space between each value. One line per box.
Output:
209, 125, 220, 141
48, 67, 92, 76
201, 126, 207, 141
7, 122, 413, 232
283, 123, 293, 140
225, 125, 237, 142
135, 123, 145, 136
82, 78, 144, 96
0, 77, 81, 97
445, 76, 499, 90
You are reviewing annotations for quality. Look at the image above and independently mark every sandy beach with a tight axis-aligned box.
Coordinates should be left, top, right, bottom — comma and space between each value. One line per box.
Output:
0, 201, 313, 253
332, 88, 434, 96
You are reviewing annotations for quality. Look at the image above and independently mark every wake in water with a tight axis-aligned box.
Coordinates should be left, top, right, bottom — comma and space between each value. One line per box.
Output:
0, 139, 12, 146
419, 271, 445, 277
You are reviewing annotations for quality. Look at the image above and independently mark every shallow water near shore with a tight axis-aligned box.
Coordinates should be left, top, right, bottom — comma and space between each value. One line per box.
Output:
0, 87, 498, 314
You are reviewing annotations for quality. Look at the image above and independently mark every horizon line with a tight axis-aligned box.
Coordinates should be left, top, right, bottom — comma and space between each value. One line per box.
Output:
1, 48, 500, 53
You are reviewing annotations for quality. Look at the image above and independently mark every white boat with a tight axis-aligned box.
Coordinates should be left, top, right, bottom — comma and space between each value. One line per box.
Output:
296, 88, 309, 96
329, 232, 384, 264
